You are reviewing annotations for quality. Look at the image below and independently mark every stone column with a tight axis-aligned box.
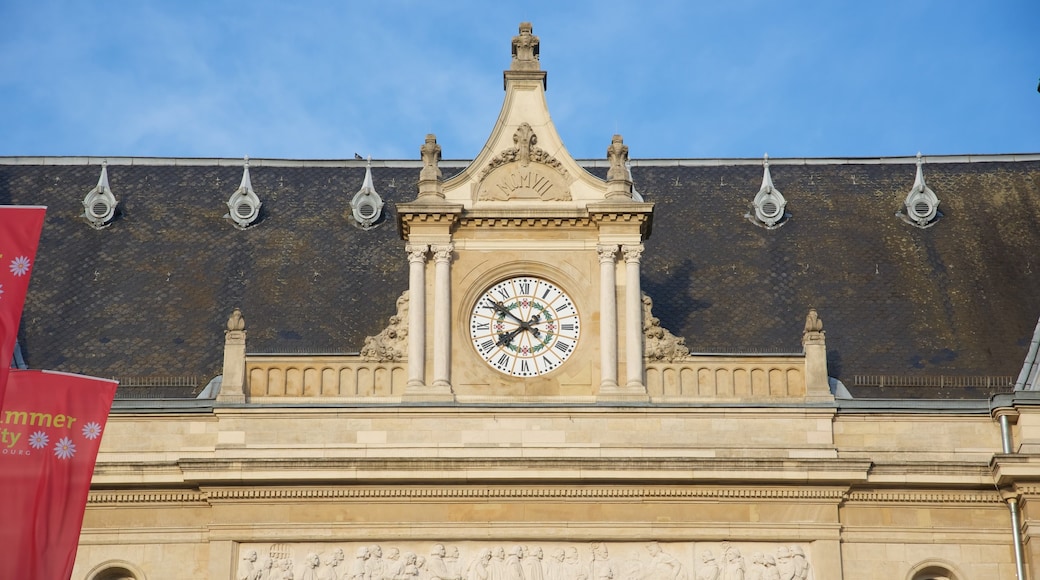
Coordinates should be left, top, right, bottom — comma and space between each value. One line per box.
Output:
598, 244, 619, 390
405, 244, 428, 388
622, 244, 645, 390
431, 243, 454, 389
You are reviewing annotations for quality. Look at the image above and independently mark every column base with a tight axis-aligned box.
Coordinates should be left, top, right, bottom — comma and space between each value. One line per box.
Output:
402, 384, 455, 403
215, 393, 246, 404
597, 384, 649, 402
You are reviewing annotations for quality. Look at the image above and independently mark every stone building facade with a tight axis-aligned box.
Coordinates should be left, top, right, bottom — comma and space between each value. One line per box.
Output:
3, 23, 1040, 580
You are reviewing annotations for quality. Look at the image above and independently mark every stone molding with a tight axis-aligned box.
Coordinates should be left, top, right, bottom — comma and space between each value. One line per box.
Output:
843, 490, 1002, 504
460, 216, 593, 228
88, 490, 208, 504
87, 486, 849, 505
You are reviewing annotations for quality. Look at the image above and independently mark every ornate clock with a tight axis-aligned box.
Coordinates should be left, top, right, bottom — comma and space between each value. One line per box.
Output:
470, 276, 581, 377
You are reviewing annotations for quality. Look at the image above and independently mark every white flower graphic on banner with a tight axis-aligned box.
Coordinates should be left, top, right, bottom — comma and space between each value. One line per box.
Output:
53, 437, 76, 459
28, 431, 49, 449
81, 422, 102, 440
9, 256, 31, 276
0, 283, 4, 299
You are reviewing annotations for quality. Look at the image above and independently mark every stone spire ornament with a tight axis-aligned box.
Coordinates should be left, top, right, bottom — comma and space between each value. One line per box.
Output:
417, 134, 444, 199
511, 22, 540, 71
802, 308, 825, 346
606, 134, 633, 199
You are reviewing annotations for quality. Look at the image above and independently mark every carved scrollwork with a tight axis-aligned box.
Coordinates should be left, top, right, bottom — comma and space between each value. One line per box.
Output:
477, 123, 570, 202
642, 293, 689, 362
360, 292, 409, 362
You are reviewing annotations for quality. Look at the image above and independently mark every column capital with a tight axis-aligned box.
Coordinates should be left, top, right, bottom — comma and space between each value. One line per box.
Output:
431, 243, 455, 263
622, 244, 644, 263
597, 244, 619, 262
406, 243, 429, 262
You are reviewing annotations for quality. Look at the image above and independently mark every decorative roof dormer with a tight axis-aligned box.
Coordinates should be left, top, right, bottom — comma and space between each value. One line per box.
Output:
225, 157, 262, 230
350, 158, 385, 230
82, 161, 118, 229
899, 153, 941, 228
747, 154, 788, 229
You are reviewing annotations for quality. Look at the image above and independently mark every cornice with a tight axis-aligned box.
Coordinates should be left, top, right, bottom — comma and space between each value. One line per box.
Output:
88, 490, 208, 505
85, 485, 1010, 506
175, 456, 871, 475
844, 490, 1002, 504
458, 216, 593, 228
204, 486, 847, 502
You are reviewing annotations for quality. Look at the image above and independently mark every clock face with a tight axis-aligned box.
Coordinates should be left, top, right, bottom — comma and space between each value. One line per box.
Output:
470, 276, 581, 377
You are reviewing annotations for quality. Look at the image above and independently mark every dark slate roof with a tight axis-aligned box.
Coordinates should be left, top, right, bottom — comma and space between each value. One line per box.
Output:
3, 156, 1039, 396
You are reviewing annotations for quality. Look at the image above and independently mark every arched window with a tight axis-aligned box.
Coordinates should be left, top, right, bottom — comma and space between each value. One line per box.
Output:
86, 560, 146, 580
908, 560, 962, 580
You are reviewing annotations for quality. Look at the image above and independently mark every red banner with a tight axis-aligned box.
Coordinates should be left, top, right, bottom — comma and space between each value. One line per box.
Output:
0, 206, 47, 407
0, 369, 118, 580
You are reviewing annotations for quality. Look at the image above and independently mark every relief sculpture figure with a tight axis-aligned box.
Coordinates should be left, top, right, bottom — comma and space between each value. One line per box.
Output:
429, 544, 460, 580
301, 554, 322, 580
589, 543, 617, 580
525, 546, 545, 580
468, 549, 493, 580
789, 547, 809, 580
643, 542, 685, 580
695, 551, 719, 580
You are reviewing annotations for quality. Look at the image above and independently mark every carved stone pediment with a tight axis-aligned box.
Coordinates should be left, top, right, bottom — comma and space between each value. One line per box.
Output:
475, 123, 572, 201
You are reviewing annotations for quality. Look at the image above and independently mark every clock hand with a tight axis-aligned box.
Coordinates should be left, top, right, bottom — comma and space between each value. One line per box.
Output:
497, 327, 523, 347
491, 300, 525, 324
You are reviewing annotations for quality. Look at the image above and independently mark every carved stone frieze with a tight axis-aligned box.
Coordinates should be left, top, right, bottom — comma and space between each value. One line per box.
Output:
361, 292, 410, 362
642, 293, 689, 362
476, 123, 571, 202
235, 541, 814, 580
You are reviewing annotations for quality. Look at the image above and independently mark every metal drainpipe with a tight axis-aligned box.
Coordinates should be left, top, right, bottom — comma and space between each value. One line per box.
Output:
1000, 413, 1028, 580
1009, 497, 1028, 580
1002, 414, 1014, 454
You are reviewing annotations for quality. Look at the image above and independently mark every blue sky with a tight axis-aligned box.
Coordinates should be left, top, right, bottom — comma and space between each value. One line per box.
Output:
1, 1, 1036, 160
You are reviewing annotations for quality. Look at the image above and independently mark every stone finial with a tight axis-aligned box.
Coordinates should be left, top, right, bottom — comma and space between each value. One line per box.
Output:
418, 134, 444, 199
511, 22, 540, 71
420, 134, 442, 181
802, 308, 825, 345
606, 135, 629, 181
606, 135, 634, 200
226, 308, 245, 332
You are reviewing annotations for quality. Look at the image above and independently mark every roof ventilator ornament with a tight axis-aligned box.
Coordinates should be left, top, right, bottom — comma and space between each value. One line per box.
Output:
747, 154, 788, 229
225, 156, 262, 230
899, 153, 941, 228
82, 161, 119, 229
350, 157, 384, 230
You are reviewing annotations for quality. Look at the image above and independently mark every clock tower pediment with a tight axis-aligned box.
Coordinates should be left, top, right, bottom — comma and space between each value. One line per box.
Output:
396, 23, 653, 402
